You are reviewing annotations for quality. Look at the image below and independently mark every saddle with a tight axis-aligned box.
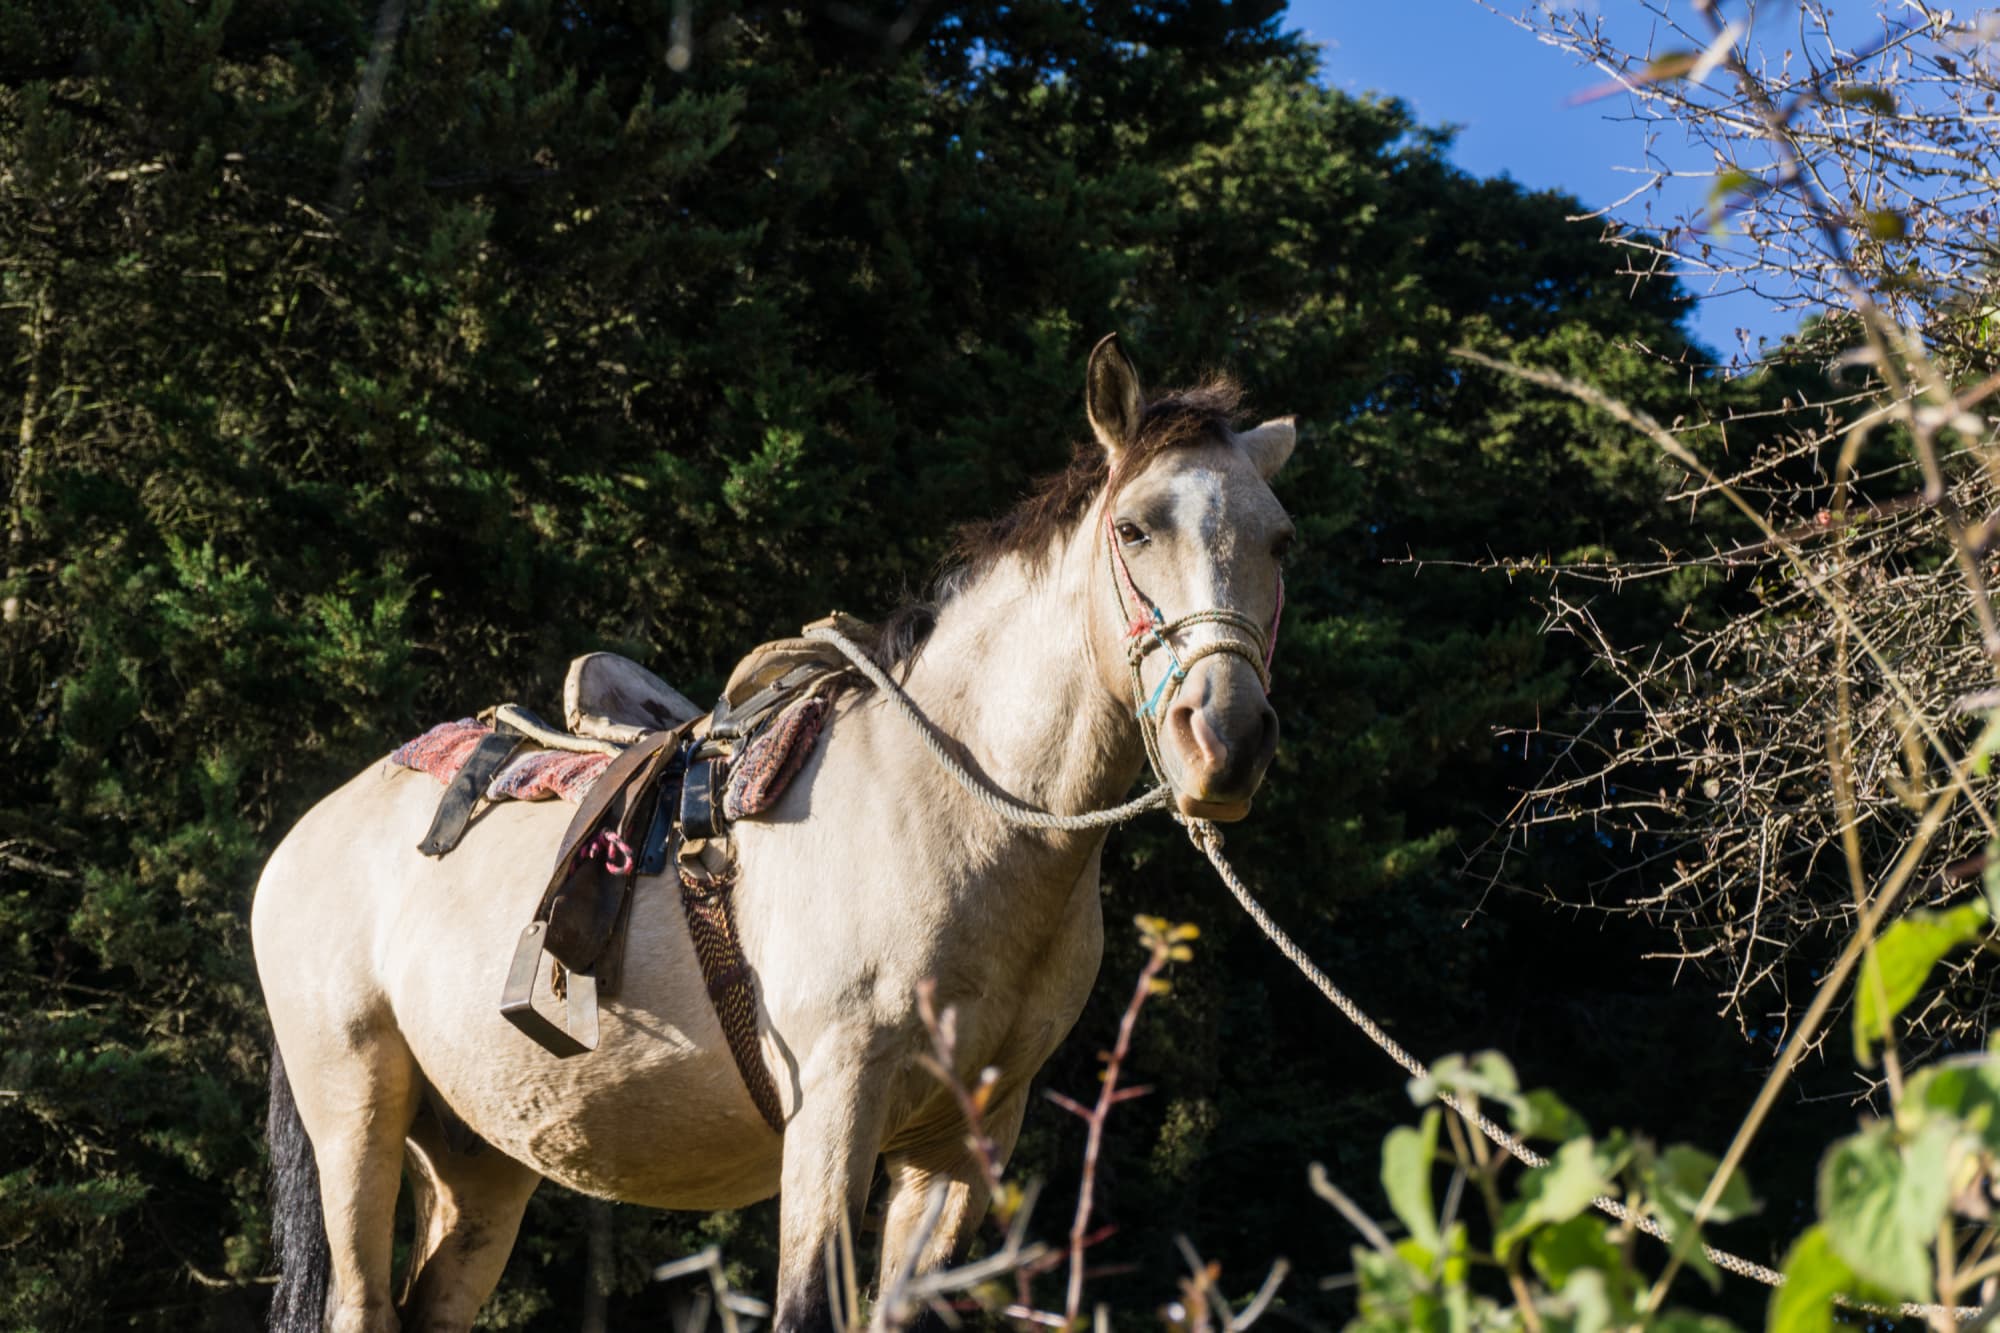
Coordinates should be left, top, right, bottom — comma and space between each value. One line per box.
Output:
415, 613, 876, 1134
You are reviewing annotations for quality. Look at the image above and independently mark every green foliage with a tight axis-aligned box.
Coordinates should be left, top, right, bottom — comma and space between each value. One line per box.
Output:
1767, 1228, 1852, 1333
1854, 901, 1991, 1063
1343, 1051, 1748, 1333
1340, 875, 2000, 1331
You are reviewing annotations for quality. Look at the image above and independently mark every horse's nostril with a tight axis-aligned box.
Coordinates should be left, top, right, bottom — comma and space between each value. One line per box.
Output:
1168, 701, 1226, 769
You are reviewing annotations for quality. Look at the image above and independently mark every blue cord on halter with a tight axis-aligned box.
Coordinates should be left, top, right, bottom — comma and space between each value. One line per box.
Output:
1138, 607, 1188, 719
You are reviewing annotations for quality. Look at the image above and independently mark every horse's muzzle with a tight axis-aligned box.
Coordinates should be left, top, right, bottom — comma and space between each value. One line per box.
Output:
1163, 682, 1279, 822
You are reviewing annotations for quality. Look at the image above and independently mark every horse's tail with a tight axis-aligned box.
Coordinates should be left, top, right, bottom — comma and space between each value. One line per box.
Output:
266, 1040, 330, 1332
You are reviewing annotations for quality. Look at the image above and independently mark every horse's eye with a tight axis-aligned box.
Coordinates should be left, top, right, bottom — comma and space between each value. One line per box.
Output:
1114, 521, 1148, 546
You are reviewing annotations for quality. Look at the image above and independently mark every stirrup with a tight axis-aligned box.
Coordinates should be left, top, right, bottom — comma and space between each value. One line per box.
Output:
499, 920, 601, 1057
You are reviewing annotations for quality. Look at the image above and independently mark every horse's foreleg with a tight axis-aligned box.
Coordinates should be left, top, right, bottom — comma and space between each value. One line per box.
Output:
771, 1056, 892, 1333
874, 1089, 1029, 1320
397, 1118, 542, 1332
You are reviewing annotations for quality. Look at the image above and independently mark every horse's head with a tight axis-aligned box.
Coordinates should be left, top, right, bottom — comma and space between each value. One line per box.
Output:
1085, 335, 1293, 823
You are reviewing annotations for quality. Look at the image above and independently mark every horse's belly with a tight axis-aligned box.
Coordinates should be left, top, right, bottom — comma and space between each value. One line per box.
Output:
349, 769, 783, 1209
435, 1029, 784, 1210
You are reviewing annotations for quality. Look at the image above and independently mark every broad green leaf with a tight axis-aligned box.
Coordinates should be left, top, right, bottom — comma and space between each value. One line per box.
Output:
1410, 1050, 1521, 1110
1767, 1226, 1853, 1333
1517, 1089, 1591, 1143
1903, 1049, 2000, 1148
1649, 1144, 1757, 1223
1529, 1214, 1633, 1318
1391, 1237, 1434, 1269
1648, 1190, 1722, 1291
1382, 1109, 1442, 1257
1541, 1266, 1614, 1333
1496, 1137, 1611, 1260
1818, 1120, 1954, 1300
1353, 1244, 1449, 1332
1706, 167, 1762, 235
1853, 902, 1989, 1064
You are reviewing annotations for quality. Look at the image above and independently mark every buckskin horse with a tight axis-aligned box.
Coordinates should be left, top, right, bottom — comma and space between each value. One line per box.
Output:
254, 335, 1296, 1331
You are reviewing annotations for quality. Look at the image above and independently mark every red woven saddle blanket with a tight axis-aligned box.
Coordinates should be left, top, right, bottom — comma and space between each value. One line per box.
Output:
390, 691, 834, 819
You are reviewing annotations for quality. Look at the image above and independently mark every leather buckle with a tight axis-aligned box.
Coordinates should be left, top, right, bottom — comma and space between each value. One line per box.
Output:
680, 752, 728, 842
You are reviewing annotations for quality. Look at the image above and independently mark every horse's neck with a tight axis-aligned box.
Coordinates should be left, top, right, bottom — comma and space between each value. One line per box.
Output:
899, 532, 1140, 828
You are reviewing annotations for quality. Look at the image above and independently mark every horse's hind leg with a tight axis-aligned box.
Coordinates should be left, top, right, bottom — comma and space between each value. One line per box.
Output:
278, 1016, 422, 1332
398, 1117, 542, 1331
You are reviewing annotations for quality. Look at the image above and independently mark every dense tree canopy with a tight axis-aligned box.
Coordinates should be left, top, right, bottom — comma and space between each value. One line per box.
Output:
0, 2, 1800, 1327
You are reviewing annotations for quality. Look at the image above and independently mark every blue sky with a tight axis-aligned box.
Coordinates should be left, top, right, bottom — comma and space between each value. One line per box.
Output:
1289, 0, 1821, 363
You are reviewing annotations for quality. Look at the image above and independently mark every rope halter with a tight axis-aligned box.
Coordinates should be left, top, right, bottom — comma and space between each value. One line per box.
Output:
1103, 511, 1282, 795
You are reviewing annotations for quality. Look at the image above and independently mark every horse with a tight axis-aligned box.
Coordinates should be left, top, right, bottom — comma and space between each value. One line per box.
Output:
253, 334, 1297, 1332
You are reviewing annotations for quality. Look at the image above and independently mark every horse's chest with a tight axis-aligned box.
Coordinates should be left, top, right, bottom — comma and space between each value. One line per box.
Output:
901, 849, 1108, 1101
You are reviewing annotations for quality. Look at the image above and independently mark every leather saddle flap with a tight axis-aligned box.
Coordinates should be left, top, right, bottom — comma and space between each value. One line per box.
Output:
540, 729, 679, 974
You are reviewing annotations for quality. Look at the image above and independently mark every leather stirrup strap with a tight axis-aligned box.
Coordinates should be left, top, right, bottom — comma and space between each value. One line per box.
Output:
418, 730, 524, 857
545, 739, 677, 974
536, 729, 678, 916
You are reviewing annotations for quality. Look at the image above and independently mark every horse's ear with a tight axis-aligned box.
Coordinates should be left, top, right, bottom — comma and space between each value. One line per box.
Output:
1085, 333, 1144, 459
1238, 417, 1296, 480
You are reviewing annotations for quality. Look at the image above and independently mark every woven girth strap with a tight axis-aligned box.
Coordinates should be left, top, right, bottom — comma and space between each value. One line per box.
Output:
679, 863, 786, 1133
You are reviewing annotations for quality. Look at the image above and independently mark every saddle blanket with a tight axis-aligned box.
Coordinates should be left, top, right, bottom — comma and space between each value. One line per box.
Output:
390, 719, 610, 803
389, 691, 836, 816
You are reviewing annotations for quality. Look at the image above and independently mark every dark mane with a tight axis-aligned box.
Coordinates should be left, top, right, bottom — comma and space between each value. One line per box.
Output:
868, 377, 1244, 674
957, 376, 1245, 568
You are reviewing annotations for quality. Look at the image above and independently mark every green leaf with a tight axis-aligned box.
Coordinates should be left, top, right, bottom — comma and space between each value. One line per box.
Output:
1709, 166, 1756, 198
1863, 209, 1907, 241
1382, 1109, 1443, 1257
1818, 1120, 1954, 1300
1649, 1144, 1757, 1223
1517, 1089, 1591, 1143
1767, 1226, 1854, 1333
1410, 1051, 1521, 1110
1905, 1045, 2000, 1149
1835, 84, 1897, 113
1496, 1137, 1612, 1260
1543, 1266, 1615, 1333
1529, 1215, 1630, 1317
1645, 49, 1699, 81
1647, 1190, 1722, 1291
1853, 902, 1989, 1063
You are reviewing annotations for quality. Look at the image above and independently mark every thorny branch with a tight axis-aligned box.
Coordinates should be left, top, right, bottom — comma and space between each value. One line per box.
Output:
817, 919, 1286, 1332
1477, 2, 2000, 1072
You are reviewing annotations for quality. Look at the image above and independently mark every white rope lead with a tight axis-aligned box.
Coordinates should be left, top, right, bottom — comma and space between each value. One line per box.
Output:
810, 620, 1970, 1321
804, 626, 1170, 830
1183, 822, 1977, 1323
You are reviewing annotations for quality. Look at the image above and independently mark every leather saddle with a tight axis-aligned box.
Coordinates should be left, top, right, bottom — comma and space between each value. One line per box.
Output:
565, 652, 703, 742
414, 615, 876, 1133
